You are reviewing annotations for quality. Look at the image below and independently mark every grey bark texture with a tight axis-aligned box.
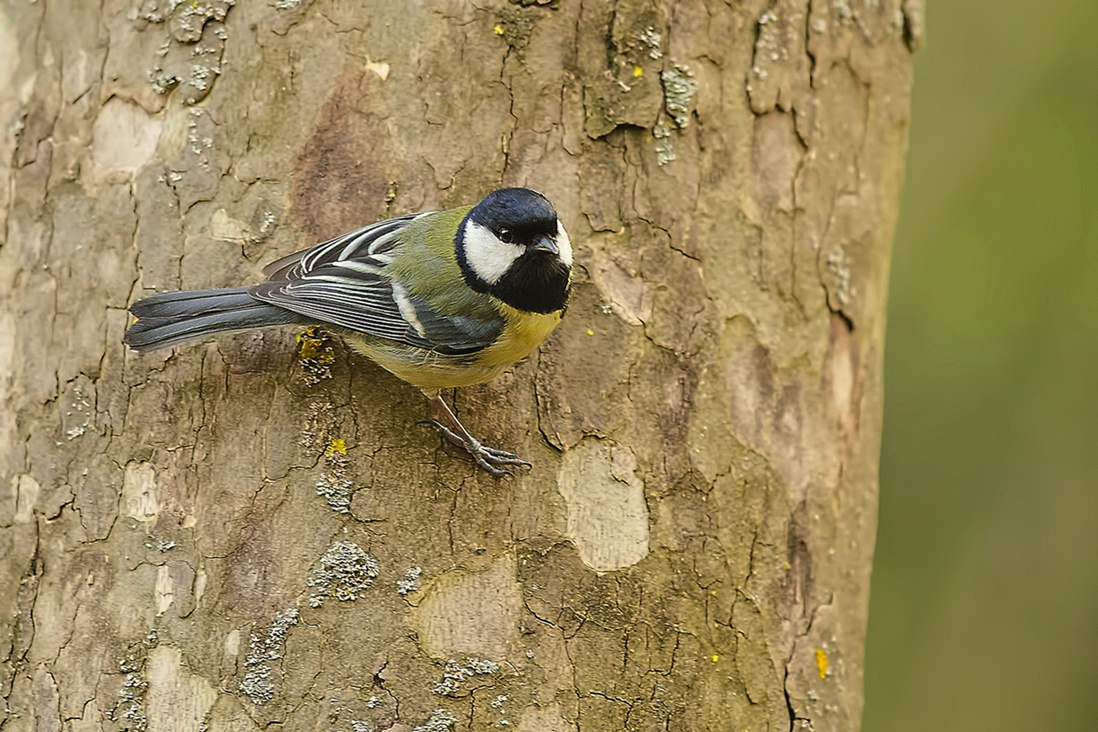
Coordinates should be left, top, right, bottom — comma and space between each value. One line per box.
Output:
0, 1, 918, 730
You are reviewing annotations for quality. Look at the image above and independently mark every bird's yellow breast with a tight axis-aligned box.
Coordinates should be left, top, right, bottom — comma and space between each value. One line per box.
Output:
342, 303, 562, 391
476, 303, 562, 369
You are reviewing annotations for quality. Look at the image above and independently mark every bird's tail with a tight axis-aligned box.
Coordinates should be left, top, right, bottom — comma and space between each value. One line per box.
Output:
123, 287, 312, 352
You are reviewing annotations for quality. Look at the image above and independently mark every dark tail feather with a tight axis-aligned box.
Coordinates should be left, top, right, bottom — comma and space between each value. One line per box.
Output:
124, 287, 312, 352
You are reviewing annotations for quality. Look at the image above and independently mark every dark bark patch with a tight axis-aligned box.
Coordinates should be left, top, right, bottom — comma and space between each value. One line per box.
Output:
291, 66, 393, 240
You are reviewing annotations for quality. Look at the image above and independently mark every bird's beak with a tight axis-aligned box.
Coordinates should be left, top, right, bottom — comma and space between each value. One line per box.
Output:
531, 235, 559, 255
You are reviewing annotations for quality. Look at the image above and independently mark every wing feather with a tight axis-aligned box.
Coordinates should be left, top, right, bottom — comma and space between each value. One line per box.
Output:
251, 212, 503, 355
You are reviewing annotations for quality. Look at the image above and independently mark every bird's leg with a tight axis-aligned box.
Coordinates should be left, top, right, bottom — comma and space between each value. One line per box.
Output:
423, 390, 532, 476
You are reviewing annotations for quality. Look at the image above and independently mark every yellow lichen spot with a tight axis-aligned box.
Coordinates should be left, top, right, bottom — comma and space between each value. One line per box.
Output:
494, 24, 505, 36
297, 328, 320, 358
326, 439, 347, 457
297, 327, 336, 386
297, 327, 335, 365
815, 647, 828, 679
710, 654, 719, 663
586, 328, 595, 336
633, 65, 644, 78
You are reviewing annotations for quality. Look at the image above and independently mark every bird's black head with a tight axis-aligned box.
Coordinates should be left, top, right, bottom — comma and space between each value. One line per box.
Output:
456, 188, 572, 314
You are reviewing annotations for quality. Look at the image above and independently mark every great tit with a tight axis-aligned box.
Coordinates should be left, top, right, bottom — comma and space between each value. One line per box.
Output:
124, 188, 573, 475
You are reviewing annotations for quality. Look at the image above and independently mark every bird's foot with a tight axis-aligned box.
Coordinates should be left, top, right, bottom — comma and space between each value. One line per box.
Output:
427, 421, 532, 477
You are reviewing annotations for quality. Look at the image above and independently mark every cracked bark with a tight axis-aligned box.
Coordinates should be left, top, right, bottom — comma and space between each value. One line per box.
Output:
0, 1, 915, 730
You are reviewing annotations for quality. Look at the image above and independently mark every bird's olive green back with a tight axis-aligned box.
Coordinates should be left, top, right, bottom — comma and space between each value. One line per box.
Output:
387, 206, 501, 323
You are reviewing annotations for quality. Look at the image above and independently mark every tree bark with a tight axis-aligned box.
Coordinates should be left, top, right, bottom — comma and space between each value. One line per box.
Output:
0, 1, 918, 730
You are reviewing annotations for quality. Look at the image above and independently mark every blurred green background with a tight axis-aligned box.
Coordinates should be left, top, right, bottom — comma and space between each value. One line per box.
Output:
863, 2, 1098, 730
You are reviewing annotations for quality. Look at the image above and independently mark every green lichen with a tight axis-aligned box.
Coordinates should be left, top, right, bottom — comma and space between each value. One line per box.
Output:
397, 566, 422, 596
307, 541, 380, 607
653, 121, 676, 166
317, 442, 353, 513
413, 709, 457, 732
109, 650, 150, 731
433, 656, 500, 696
660, 63, 697, 128
240, 607, 300, 705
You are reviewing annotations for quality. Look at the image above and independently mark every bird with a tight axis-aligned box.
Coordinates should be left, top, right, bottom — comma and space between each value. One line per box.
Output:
124, 188, 573, 476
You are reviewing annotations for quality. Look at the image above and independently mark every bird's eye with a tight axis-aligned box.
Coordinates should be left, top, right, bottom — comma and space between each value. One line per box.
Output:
498, 228, 514, 244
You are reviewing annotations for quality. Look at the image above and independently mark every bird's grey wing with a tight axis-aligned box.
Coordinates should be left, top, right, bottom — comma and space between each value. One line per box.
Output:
251, 215, 504, 355
260, 213, 421, 280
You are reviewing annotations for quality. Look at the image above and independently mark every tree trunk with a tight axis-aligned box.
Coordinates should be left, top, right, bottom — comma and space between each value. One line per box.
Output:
0, 1, 917, 730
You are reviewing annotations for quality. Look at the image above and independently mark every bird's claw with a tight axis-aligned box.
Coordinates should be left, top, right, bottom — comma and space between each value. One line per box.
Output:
426, 420, 532, 477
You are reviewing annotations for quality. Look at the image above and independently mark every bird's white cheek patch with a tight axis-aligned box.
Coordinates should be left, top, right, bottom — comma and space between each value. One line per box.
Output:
556, 222, 573, 267
463, 221, 524, 285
